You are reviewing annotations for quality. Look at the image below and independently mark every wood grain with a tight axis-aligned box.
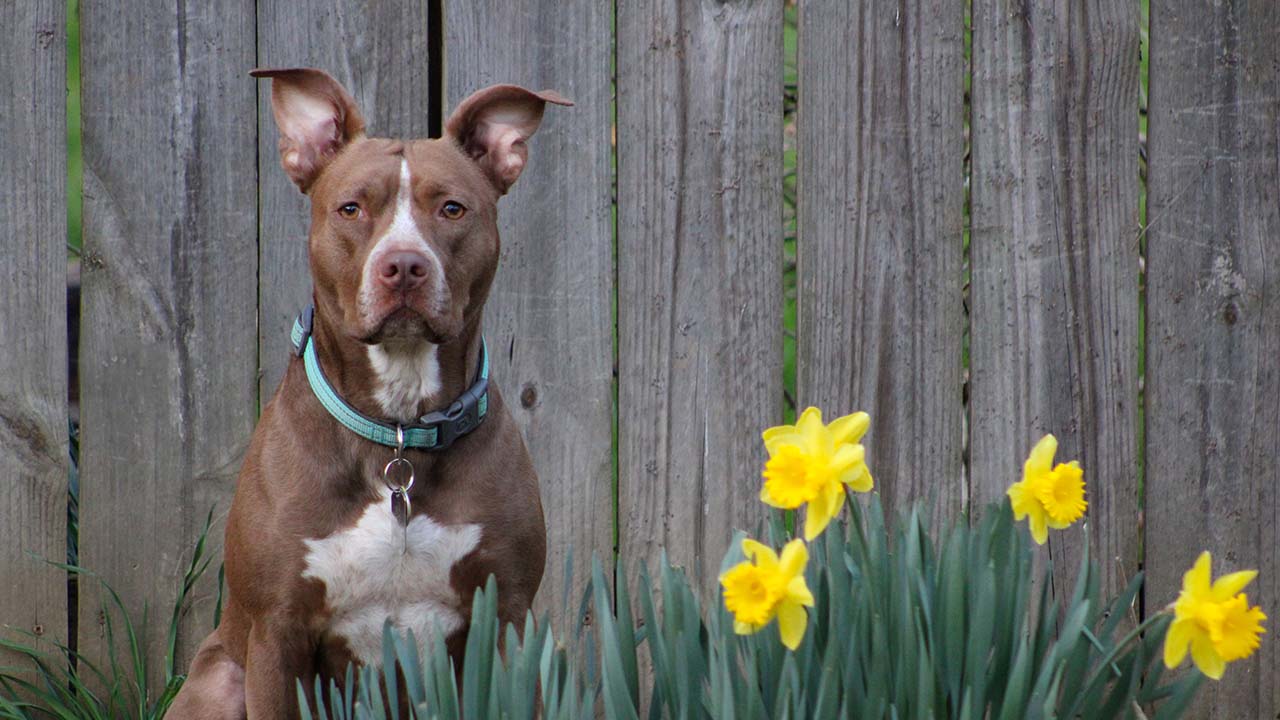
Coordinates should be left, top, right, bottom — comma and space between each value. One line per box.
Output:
77, 0, 257, 689
796, 0, 966, 529
617, 0, 783, 601
0, 0, 68, 668
970, 0, 1140, 600
1146, 0, 1279, 714
256, 2, 434, 400
445, 0, 614, 631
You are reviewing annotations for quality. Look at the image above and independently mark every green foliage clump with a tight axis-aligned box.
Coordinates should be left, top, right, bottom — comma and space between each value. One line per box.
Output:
298, 575, 594, 720
0, 499, 1204, 719
0, 511, 218, 720
302, 498, 1202, 719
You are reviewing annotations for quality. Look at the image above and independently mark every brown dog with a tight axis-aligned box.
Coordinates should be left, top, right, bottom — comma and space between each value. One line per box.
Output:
166, 68, 568, 719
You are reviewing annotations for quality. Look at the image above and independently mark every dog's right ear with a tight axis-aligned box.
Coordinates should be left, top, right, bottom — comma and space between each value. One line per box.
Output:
251, 68, 366, 192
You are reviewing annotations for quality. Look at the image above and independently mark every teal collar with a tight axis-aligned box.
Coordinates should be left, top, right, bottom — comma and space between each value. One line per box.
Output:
290, 306, 489, 450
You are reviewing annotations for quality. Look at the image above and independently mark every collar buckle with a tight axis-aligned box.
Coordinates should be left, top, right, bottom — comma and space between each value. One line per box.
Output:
420, 397, 480, 452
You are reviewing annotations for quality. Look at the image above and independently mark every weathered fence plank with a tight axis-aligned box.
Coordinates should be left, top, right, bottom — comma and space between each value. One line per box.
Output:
0, 0, 68, 664
618, 1, 783, 599
257, 2, 435, 400
970, 0, 1140, 599
1146, 0, 1280, 714
445, 0, 614, 628
796, 0, 966, 527
78, 0, 257, 689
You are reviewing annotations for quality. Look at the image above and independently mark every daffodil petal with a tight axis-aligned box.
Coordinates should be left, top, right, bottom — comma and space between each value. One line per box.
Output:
842, 465, 873, 493
759, 483, 780, 507
829, 444, 866, 475
734, 620, 758, 635
1184, 551, 1212, 597
1024, 434, 1057, 478
1164, 619, 1193, 669
763, 428, 803, 455
1007, 481, 1032, 520
1190, 633, 1226, 680
797, 409, 828, 456
828, 411, 870, 444
804, 486, 839, 541
742, 539, 780, 571
777, 602, 808, 651
778, 539, 808, 577
816, 481, 847, 534
1211, 570, 1258, 602
827, 478, 846, 506
1029, 508, 1049, 545
787, 575, 815, 607
795, 406, 824, 430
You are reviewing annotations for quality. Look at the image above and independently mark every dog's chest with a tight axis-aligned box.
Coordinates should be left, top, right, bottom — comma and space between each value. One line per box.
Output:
301, 491, 482, 664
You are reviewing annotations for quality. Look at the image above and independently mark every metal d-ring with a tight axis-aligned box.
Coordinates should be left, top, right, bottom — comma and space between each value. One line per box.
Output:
383, 456, 415, 493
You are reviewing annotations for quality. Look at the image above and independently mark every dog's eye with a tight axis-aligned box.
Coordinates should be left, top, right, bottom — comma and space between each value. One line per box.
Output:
337, 202, 361, 219
441, 201, 467, 220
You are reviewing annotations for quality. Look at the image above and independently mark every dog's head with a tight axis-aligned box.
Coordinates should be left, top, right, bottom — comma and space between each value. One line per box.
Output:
253, 68, 570, 345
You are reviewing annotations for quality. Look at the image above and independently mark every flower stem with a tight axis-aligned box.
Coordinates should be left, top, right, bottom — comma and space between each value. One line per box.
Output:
1081, 627, 1123, 678
1062, 609, 1172, 718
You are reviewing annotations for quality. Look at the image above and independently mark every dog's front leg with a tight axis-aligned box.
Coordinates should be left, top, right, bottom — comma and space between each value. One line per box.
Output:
244, 615, 316, 719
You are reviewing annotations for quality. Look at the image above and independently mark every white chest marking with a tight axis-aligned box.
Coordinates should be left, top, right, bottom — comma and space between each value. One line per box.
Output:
366, 340, 442, 421
302, 490, 482, 665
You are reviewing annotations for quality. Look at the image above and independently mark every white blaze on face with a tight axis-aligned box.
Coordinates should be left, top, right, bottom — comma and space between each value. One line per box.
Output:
302, 488, 483, 666
357, 158, 448, 324
360, 158, 448, 420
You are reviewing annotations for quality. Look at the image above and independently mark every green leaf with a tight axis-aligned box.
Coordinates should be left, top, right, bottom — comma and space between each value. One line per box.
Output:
295, 685, 312, 720
612, 559, 640, 708
460, 577, 495, 719
380, 622, 400, 720
996, 635, 1032, 720
592, 557, 639, 720
1151, 671, 1204, 720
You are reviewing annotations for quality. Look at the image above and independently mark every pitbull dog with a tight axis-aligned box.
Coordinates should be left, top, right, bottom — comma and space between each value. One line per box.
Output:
167, 68, 567, 719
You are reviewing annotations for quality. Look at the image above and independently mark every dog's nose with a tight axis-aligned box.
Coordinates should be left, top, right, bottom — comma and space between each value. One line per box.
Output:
377, 251, 430, 291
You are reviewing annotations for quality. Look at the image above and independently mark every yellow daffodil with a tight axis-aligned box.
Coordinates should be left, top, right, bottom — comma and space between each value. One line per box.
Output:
720, 538, 815, 650
761, 407, 873, 541
1006, 434, 1086, 544
1164, 551, 1266, 679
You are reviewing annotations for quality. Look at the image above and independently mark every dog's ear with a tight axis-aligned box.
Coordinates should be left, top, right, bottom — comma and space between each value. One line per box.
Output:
251, 68, 366, 192
445, 85, 572, 195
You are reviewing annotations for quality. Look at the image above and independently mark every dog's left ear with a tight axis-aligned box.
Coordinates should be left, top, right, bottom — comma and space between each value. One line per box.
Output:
445, 84, 572, 195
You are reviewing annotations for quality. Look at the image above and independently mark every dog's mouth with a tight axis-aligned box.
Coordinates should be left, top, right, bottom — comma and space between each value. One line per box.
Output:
357, 304, 453, 345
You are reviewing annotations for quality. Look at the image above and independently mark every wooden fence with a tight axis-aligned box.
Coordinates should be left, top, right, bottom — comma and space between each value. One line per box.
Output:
1, 1, 1276, 716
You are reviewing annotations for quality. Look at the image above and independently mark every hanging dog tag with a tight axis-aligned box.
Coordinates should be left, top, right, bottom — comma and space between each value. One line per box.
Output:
390, 487, 411, 528
383, 455, 416, 530
383, 456, 415, 491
